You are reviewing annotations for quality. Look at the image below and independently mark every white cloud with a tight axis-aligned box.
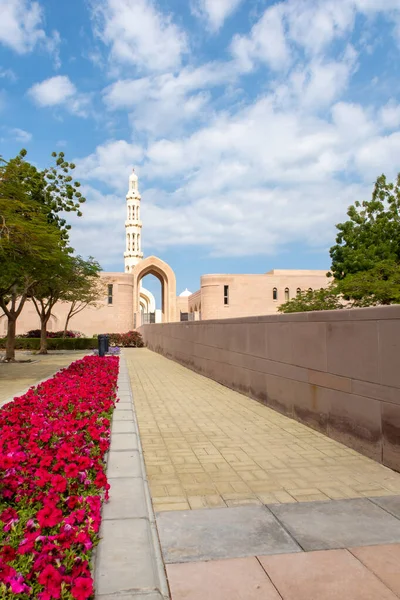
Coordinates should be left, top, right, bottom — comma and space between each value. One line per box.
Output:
379, 102, 400, 129
192, 0, 244, 32
11, 128, 32, 143
68, 186, 125, 269
90, 0, 188, 73
273, 46, 358, 111
71, 0, 400, 263
103, 61, 238, 134
0, 0, 60, 60
0, 67, 17, 81
29, 75, 75, 106
231, 0, 400, 71
74, 88, 399, 259
28, 76, 90, 117
74, 140, 144, 191
231, 4, 290, 72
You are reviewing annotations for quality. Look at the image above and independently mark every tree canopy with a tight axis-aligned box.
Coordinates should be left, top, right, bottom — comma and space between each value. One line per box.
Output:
329, 174, 400, 280
0, 149, 88, 360
279, 173, 400, 314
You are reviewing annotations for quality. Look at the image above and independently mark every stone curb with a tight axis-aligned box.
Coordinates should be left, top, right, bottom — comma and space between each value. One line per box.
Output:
95, 352, 170, 600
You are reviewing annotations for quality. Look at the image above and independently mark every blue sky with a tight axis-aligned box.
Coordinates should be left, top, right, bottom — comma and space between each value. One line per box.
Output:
1, 0, 400, 300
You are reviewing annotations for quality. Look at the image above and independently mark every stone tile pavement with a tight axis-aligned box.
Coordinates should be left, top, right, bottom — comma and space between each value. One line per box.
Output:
125, 349, 400, 512
167, 546, 400, 600
0, 350, 87, 406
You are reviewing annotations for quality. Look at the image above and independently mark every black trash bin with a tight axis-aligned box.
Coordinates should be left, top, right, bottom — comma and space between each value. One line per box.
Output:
98, 334, 107, 357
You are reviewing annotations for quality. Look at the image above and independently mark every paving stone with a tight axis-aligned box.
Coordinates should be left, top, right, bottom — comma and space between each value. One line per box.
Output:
107, 451, 142, 478
124, 349, 400, 513
98, 594, 163, 600
269, 498, 400, 551
259, 549, 398, 600
156, 505, 301, 563
116, 398, 132, 405
350, 544, 400, 597
112, 420, 135, 434
96, 519, 159, 596
167, 557, 282, 599
113, 409, 134, 421
110, 433, 138, 452
102, 478, 147, 520
369, 495, 400, 518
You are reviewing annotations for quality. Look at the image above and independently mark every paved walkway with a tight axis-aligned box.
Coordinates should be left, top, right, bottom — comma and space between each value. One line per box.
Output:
0, 351, 87, 406
125, 349, 400, 599
125, 349, 400, 511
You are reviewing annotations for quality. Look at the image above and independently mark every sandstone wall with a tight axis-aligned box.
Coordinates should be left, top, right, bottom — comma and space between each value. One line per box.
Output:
139, 306, 400, 471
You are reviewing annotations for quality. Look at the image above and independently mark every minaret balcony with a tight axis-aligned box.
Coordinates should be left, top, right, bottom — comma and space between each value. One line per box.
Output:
125, 220, 142, 228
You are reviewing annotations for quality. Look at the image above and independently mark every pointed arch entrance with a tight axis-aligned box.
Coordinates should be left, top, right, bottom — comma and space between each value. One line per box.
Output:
132, 256, 177, 326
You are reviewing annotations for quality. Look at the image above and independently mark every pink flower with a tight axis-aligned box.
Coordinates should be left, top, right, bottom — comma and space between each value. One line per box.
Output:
71, 576, 93, 600
0, 355, 119, 597
10, 575, 31, 594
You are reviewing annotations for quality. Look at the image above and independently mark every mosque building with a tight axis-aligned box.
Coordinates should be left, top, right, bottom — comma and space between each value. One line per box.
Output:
1, 170, 329, 336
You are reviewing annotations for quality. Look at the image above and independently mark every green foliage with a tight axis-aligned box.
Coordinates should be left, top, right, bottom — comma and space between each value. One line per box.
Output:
0, 149, 87, 359
337, 259, 400, 307
0, 337, 98, 351
330, 173, 400, 280
278, 286, 343, 313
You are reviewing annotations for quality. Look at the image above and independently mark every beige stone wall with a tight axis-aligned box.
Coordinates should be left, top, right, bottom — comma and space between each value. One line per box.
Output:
2, 266, 331, 333
0, 273, 134, 337
139, 305, 400, 472
176, 296, 189, 318
197, 270, 329, 320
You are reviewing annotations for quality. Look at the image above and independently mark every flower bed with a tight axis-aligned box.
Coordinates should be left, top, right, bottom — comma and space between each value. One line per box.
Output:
0, 355, 119, 599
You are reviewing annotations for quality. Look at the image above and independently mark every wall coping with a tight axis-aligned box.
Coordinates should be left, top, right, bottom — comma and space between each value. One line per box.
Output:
139, 304, 400, 327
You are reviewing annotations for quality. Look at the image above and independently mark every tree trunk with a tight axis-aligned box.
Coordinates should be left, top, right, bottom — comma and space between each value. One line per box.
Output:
5, 317, 17, 361
0, 288, 27, 362
38, 315, 50, 354
63, 305, 74, 338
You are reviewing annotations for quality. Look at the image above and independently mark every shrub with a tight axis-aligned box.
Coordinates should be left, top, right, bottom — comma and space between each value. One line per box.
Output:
23, 330, 83, 339
107, 331, 144, 348
0, 355, 119, 599
0, 338, 98, 351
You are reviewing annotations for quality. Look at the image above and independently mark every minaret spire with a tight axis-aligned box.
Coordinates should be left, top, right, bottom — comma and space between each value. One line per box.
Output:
124, 168, 143, 272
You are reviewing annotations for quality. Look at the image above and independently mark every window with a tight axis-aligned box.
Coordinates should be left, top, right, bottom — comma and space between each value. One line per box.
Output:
296, 287, 301, 295
224, 285, 229, 305
108, 284, 113, 305
308, 287, 313, 292
132, 234, 135, 252
285, 288, 290, 301
273, 287, 278, 301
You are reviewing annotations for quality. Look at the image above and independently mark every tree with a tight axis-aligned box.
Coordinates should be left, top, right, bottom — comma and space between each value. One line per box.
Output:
0, 160, 63, 360
29, 253, 76, 354
61, 257, 102, 337
337, 259, 400, 307
0, 150, 86, 361
329, 174, 400, 280
278, 286, 343, 313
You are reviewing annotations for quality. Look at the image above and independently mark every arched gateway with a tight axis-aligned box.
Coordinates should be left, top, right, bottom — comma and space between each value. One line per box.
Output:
132, 256, 176, 327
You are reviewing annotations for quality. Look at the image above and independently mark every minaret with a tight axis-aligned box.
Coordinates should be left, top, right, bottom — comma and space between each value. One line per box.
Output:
124, 169, 143, 272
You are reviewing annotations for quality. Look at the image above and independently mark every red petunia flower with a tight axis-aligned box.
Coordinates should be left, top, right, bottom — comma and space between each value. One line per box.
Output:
71, 576, 93, 600
37, 505, 63, 528
37, 564, 62, 588
51, 474, 67, 493
1, 545, 16, 563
